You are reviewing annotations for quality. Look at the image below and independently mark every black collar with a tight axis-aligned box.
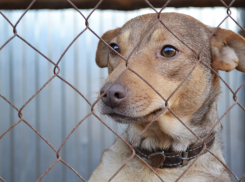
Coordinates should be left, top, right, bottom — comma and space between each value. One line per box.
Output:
134, 133, 215, 168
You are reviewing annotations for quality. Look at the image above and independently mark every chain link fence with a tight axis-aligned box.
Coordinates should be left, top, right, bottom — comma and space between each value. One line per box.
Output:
0, 0, 245, 181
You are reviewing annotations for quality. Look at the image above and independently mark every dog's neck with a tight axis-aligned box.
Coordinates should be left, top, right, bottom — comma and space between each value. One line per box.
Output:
127, 123, 220, 152
126, 90, 222, 152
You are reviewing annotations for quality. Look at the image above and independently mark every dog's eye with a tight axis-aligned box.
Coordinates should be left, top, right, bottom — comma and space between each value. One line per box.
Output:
109, 43, 120, 55
161, 46, 177, 57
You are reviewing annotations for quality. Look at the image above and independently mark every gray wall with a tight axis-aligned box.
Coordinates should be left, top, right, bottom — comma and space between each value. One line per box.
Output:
0, 8, 244, 182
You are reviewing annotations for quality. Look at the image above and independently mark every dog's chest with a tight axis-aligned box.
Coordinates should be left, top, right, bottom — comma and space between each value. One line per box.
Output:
95, 138, 225, 182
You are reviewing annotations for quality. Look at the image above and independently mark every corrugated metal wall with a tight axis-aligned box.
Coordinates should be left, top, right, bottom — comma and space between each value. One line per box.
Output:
0, 8, 244, 182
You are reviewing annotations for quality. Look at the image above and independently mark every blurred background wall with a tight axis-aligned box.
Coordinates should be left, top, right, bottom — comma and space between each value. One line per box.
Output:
0, 5, 244, 182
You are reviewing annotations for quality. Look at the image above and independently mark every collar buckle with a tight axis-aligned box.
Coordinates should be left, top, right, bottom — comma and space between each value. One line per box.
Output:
181, 151, 188, 166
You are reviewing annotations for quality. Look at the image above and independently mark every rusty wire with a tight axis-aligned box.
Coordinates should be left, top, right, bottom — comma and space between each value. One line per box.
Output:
0, 0, 244, 181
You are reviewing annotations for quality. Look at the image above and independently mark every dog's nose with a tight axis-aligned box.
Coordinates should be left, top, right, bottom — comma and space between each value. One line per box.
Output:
100, 82, 128, 108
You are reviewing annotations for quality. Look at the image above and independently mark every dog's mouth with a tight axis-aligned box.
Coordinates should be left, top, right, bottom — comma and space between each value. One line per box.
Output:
106, 108, 165, 124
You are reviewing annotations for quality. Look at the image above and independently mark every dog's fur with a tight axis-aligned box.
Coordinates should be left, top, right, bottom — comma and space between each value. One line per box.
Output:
88, 13, 245, 182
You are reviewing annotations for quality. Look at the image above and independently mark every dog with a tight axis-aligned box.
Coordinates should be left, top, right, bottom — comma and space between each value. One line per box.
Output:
88, 12, 245, 182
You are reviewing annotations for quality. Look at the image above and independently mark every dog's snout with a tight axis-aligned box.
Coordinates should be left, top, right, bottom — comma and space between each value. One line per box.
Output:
100, 82, 128, 108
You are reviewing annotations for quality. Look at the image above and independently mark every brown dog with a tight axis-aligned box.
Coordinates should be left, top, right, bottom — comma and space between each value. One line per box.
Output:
88, 13, 245, 182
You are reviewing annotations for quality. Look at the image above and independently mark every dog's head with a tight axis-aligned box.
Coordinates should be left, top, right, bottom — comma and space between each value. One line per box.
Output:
95, 13, 245, 140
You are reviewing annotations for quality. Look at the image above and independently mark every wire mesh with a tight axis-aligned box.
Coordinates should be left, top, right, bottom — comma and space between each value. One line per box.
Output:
0, 0, 244, 181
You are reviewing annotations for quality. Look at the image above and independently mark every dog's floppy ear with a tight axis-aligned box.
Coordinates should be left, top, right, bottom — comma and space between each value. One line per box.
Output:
209, 27, 245, 73
96, 28, 121, 68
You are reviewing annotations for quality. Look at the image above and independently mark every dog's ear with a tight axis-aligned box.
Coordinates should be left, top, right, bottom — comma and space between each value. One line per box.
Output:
209, 27, 245, 73
96, 28, 121, 68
